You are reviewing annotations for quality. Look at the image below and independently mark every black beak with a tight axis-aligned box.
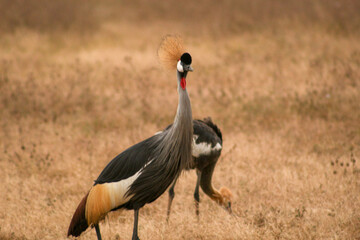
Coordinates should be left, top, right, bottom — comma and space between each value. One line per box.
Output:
227, 202, 232, 214
184, 65, 193, 72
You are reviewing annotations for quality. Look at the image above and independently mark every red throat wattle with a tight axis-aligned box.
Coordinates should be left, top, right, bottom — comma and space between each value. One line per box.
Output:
180, 77, 186, 90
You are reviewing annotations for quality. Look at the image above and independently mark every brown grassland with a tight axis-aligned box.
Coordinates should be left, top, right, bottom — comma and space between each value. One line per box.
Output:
1, 0, 360, 239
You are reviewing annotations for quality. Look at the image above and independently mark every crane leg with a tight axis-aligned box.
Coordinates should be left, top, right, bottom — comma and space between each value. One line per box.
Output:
166, 177, 178, 222
95, 224, 102, 240
132, 209, 140, 240
194, 170, 201, 218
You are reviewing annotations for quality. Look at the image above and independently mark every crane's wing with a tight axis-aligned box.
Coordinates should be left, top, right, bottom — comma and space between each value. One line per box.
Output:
94, 134, 160, 185
163, 118, 222, 159
193, 119, 222, 148
198, 117, 222, 142
163, 118, 222, 147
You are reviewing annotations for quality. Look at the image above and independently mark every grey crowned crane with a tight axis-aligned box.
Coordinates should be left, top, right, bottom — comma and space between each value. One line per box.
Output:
67, 35, 194, 240
165, 117, 233, 220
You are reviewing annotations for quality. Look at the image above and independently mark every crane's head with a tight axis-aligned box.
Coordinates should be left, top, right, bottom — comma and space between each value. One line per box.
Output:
177, 52, 193, 73
219, 187, 233, 214
158, 35, 193, 78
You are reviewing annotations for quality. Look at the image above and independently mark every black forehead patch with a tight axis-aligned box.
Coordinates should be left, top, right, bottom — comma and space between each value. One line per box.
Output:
181, 52, 192, 65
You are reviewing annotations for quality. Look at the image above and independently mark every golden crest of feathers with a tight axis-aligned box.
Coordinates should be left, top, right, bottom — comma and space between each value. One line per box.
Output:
158, 35, 185, 70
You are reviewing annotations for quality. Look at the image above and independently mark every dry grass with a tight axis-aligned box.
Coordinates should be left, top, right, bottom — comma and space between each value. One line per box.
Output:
1, 0, 360, 239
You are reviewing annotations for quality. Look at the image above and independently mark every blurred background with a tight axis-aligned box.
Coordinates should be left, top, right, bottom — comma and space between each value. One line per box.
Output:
0, 0, 359, 239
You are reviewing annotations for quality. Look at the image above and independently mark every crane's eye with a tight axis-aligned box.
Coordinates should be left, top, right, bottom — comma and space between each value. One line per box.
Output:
177, 60, 184, 72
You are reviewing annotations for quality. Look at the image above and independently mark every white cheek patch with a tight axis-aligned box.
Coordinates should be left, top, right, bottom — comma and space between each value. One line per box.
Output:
192, 135, 222, 158
177, 60, 184, 72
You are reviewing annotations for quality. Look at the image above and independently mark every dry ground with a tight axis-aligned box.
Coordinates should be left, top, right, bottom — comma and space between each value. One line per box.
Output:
1, 1, 360, 239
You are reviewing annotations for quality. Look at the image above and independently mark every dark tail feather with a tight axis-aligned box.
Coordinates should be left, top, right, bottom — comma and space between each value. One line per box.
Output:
202, 117, 222, 142
68, 192, 89, 237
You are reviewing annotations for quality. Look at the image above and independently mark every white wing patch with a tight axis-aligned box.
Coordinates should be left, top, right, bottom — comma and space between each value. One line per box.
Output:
192, 135, 222, 158
105, 159, 153, 209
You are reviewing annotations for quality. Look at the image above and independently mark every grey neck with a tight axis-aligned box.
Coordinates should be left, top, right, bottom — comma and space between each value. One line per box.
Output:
172, 70, 193, 169
124, 69, 194, 205
155, 70, 193, 172
174, 70, 191, 125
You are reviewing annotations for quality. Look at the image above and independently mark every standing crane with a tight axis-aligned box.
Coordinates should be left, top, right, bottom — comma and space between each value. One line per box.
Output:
164, 117, 233, 221
67, 35, 194, 240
